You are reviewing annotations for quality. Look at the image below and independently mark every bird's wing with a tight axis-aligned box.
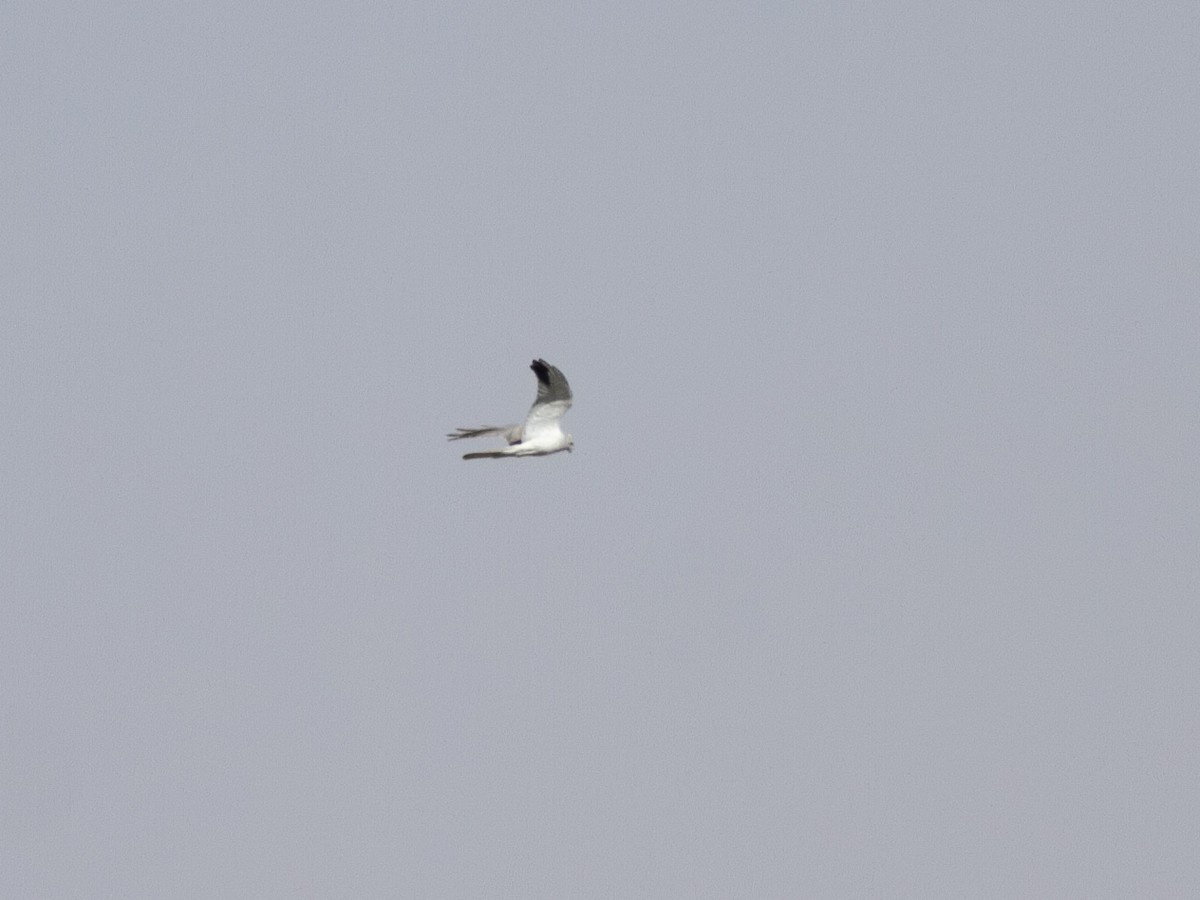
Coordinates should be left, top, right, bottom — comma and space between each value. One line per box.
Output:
522, 359, 572, 437
462, 449, 514, 460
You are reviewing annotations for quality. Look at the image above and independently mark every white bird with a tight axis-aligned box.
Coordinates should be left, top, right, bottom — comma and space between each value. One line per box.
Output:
447, 359, 574, 460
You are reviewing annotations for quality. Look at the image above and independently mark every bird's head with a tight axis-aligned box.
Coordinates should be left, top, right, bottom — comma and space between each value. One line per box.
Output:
566, 435, 574, 453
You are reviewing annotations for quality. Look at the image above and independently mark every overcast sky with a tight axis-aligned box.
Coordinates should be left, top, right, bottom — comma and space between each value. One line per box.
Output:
4, 2, 1198, 897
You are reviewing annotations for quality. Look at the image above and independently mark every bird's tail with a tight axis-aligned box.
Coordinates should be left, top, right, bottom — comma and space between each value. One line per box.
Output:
447, 426, 502, 440
446, 425, 521, 442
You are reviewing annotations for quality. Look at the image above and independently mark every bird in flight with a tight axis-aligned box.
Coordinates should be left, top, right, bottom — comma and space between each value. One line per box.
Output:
447, 359, 574, 460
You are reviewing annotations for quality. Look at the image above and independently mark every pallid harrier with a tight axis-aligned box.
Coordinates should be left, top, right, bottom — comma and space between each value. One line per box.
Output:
447, 359, 574, 460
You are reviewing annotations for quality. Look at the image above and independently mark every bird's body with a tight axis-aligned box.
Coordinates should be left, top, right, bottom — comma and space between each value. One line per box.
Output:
448, 359, 574, 460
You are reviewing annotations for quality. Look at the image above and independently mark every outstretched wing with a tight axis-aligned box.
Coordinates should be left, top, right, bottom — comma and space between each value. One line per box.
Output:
523, 359, 572, 437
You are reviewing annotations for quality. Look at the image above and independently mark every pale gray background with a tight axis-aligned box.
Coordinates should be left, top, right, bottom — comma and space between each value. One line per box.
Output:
4, 2, 1198, 897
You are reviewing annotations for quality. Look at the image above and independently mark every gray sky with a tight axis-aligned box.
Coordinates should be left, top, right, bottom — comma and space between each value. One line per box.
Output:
4, 2, 1198, 897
